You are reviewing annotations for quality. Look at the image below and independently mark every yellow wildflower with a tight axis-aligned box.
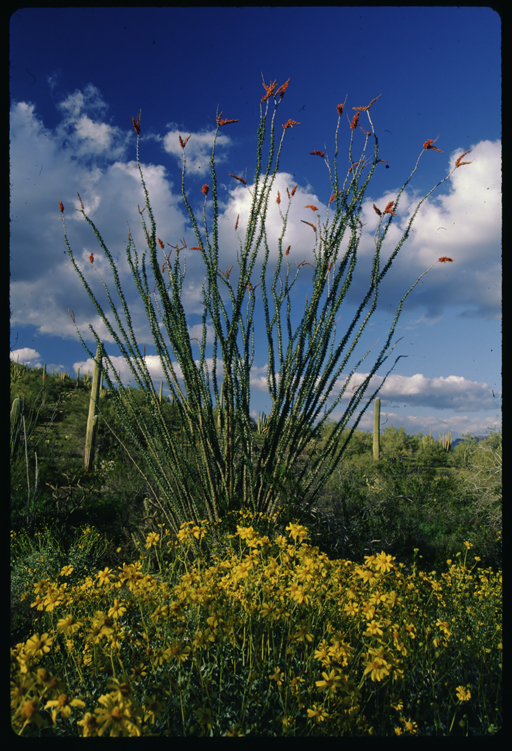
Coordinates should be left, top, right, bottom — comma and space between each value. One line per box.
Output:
456, 685, 471, 702
269, 667, 284, 686
145, 532, 160, 548
286, 522, 308, 542
44, 694, 85, 723
315, 668, 342, 696
77, 712, 100, 737
363, 649, 392, 682
57, 615, 83, 637
97, 567, 113, 585
25, 632, 53, 659
94, 694, 141, 737
365, 620, 384, 637
374, 552, 395, 573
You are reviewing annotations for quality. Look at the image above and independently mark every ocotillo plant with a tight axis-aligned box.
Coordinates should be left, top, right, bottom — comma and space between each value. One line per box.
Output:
60, 78, 471, 538
84, 344, 103, 471
373, 397, 381, 461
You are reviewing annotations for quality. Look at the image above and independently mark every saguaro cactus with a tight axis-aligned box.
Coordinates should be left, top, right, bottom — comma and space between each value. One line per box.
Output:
10, 396, 22, 459
84, 344, 103, 470
439, 431, 452, 452
373, 397, 381, 461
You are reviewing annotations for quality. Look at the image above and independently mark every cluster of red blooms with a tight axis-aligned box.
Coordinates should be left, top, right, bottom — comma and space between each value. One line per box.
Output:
454, 150, 473, 168
217, 112, 239, 126
261, 77, 290, 102
423, 139, 443, 153
372, 201, 397, 217
132, 113, 140, 135
352, 95, 381, 112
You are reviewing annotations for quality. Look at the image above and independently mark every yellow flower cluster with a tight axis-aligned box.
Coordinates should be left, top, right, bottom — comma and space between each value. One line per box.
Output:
10, 512, 502, 736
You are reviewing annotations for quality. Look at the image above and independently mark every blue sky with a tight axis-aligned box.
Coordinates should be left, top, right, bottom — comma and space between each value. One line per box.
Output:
9, 7, 501, 441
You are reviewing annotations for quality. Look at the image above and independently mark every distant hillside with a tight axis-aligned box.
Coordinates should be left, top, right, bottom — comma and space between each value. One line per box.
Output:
450, 435, 487, 451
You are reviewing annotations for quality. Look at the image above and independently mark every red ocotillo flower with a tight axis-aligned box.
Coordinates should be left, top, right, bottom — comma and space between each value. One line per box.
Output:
132, 113, 141, 134
350, 112, 360, 129
276, 191, 281, 205
352, 94, 381, 112
229, 173, 247, 185
217, 115, 239, 126
218, 265, 234, 279
285, 246, 291, 255
157, 238, 165, 249
261, 78, 277, 102
235, 214, 239, 230
423, 139, 443, 152
455, 149, 473, 168
190, 246, 203, 251
179, 134, 191, 148
291, 185, 298, 197
329, 190, 343, 203
438, 256, 453, 263
305, 204, 319, 212
276, 78, 290, 98
373, 204, 382, 216
337, 95, 348, 116
384, 201, 397, 216
89, 252, 94, 264
282, 119, 300, 130
201, 184, 209, 195
310, 150, 326, 158
59, 201, 64, 213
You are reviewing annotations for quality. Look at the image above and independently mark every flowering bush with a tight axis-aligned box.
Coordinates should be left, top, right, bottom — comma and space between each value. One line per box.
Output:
11, 512, 501, 736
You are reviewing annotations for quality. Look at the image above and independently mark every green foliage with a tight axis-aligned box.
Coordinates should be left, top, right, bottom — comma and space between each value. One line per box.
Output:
10, 361, 502, 573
